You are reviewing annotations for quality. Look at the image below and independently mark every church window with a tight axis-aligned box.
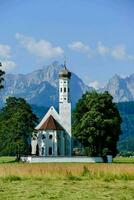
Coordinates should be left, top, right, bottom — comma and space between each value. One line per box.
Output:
42, 134, 46, 140
49, 135, 53, 139
41, 147, 44, 155
64, 98, 66, 100
60, 88, 62, 92
64, 81, 66, 83
49, 147, 52, 155
64, 87, 66, 92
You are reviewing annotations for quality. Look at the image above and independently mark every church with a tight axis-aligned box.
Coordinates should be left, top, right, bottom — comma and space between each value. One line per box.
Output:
31, 63, 72, 156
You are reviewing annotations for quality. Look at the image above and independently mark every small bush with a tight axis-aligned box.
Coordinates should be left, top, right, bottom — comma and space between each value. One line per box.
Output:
82, 166, 90, 176
66, 171, 81, 181
3, 175, 22, 182
103, 175, 115, 182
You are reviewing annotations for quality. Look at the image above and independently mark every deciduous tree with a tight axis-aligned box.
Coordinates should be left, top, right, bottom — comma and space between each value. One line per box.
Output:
0, 97, 38, 160
73, 91, 122, 157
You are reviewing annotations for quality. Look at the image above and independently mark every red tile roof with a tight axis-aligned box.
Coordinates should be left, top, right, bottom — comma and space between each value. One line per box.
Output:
39, 115, 64, 131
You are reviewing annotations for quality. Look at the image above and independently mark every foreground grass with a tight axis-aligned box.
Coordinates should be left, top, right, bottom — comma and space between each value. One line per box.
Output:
0, 157, 133, 199
0, 177, 134, 200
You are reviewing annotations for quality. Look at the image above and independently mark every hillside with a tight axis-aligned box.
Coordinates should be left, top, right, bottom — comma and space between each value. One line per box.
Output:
117, 101, 134, 151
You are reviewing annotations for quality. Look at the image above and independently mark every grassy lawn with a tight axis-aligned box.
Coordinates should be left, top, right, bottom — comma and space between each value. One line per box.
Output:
0, 157, 133, 200
0, 156, 16, 164
113, 157, 134, 163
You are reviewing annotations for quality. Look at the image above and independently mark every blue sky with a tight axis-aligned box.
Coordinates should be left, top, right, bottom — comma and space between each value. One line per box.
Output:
0, 0, 134, 88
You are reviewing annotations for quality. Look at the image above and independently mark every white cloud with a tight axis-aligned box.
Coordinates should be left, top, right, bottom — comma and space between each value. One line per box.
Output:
68, 41, 93, 58
111, 45, 127, 60
128, 55, 134, 61
111, 45, 134, 61
88, 81, 101, 90
84, 76, 103, 89
68, 41, 89, 52
97, 42, 109, 56
0, 44, 16, 72
1, 60, 16, 72
69, 41, 134, 62
0, 44, 11, 59
15, 33, 64, 60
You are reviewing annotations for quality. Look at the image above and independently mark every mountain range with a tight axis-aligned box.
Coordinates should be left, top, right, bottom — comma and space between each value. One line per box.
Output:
0, 61, 92, 108
1, 61, 134, 108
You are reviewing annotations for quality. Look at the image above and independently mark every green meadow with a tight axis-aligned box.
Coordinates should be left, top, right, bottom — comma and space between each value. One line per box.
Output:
0, 157, 134, 200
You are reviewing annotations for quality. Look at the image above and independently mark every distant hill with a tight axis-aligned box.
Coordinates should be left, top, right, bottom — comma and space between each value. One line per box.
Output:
0, 61, 92, 108
117, 101, 134, 140
117, 101, 134, 152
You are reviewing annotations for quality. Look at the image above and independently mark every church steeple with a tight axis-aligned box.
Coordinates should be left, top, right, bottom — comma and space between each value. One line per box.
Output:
59, 62, 72, 156
59, 63, 71, 103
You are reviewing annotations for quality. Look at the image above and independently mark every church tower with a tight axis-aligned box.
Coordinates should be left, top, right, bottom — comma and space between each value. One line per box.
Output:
59, 63, 72, 156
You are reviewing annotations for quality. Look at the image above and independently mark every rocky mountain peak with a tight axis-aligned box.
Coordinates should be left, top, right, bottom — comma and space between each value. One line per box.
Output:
104, 74, 134, 102
0, 62, 92, 108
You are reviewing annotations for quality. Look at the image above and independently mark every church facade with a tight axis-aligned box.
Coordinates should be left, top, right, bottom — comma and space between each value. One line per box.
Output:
31, 64, 72, 156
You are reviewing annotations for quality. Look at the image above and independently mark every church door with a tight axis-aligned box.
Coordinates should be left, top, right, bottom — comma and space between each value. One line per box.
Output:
48, 147, 52, 156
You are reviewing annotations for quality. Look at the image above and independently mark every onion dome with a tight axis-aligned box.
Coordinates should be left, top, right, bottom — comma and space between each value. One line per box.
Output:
59, 62, 71, 79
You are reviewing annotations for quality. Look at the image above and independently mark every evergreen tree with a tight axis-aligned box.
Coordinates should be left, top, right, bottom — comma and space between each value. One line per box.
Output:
0, 62, 5, 90
73, 91, 122, 157
0, 97, 38, 160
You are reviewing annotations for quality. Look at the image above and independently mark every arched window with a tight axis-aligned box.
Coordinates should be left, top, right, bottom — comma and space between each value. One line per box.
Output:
64, 87, 66, 92
49, 147, 52, 155
42, 134, 46, 140
49, 135, 53, 139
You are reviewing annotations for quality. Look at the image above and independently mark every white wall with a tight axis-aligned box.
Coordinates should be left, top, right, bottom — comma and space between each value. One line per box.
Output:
21, 156, 104, 163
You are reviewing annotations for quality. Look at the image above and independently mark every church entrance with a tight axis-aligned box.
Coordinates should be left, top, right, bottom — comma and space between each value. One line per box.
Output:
48, 147, 52, 156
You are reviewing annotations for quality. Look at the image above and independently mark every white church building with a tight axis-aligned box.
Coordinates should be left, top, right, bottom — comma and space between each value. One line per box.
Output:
31, 64, 72, 157
24, 63, 110, 163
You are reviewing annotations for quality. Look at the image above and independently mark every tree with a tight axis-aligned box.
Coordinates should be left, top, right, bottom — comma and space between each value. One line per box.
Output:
72, 91, 122, 157
0, 97, 38, 160
0, 62, 5, 90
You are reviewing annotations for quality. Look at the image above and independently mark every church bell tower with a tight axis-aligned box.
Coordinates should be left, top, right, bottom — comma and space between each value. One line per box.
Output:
59, 63, 72, 156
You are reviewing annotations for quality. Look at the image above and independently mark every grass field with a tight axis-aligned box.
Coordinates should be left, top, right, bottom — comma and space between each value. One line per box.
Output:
0, 157, 134, 200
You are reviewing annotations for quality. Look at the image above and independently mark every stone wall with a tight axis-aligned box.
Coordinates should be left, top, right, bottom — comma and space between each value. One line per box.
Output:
21, 156, 104, 163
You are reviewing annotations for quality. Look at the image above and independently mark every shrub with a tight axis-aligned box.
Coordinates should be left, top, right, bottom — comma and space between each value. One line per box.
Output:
3, 175, 22, 182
